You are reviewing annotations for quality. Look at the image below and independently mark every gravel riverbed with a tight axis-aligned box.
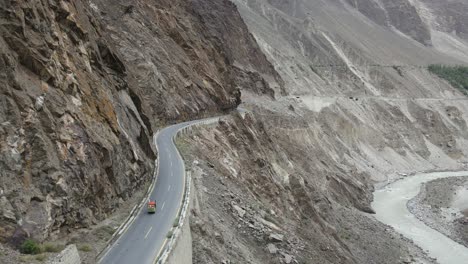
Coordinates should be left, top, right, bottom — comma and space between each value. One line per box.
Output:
407, 177, 468, 248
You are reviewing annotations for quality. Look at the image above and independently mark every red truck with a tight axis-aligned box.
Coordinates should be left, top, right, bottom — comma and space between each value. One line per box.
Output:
147, 201, 156, 214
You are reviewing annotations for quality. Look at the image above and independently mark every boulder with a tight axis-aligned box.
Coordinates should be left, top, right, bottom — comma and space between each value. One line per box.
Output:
0, 197, 16, 222
47, 244, 81, 264
258, 217, 282, 231
267, 243, 278, 254
232, 204, 246, 218
269, 233, 284, 242
283, 254, 293, 264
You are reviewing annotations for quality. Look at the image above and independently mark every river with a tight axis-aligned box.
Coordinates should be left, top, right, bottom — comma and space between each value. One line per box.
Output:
372, 171, 468, 264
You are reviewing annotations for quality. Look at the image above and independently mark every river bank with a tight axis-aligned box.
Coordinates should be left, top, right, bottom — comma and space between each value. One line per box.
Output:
372, 171, 468, 264
408, 177, 468, 248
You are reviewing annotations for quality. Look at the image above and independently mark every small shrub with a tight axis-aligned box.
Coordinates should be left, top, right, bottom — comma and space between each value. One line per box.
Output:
20, 239, 41, 255
68, 236, 80, 244
173, 217, 180, 227
35, 254, 47, 262
166, 230, 173, 239
339, 232, 351, 240
19, 256, 32, 263
95, 225, 115, 240
43, 243, 64, 253
78, 244, 92, 252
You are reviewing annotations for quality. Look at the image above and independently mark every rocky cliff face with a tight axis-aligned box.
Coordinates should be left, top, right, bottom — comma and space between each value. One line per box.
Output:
232, 0, 468, 97
419, 0, 468, 40
0, 0, 281, 246
345, 0, 468, 46
184, 96, 468, 263
2, 0, 468, 263
346, 0, 432, 46
180, 0, 468, 263
345, 0, 468, 59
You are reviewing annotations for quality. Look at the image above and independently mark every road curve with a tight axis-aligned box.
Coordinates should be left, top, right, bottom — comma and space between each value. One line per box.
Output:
372, 171, 468, 264
99, 116, 219, 264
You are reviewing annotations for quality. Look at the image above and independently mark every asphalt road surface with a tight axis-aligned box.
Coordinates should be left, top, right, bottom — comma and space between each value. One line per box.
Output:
100, 117, 217, 264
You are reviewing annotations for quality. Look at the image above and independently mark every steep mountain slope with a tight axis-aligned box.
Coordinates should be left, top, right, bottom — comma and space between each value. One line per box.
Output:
346, 0, 468, 61
1, 0, 468, 263
0, 0, 281, 249
184, 96, 468, 264
180, 0, 468, 263
346, 0, 432, 46
233, 0, 468, 96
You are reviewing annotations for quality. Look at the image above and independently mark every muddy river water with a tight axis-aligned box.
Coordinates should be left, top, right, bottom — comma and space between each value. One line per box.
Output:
372, 171, 468, 264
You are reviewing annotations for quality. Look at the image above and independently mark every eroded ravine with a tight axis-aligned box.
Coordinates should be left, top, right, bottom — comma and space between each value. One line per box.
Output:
372, 171, 468, 264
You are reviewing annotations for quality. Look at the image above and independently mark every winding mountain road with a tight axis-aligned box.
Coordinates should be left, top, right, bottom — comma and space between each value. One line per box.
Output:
99, 116, 219, 264
372, 171, 468, 264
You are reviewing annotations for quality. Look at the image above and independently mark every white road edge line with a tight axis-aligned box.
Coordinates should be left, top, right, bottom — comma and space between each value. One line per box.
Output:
118, 215, 135, 235
144, 227, 153, 239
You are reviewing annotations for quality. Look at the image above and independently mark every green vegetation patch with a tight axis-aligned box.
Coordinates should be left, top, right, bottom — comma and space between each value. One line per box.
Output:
95, 225, 116, 240
173, 217, 180, 227
19, 255, 33, 263
78, 244, 92, 252
42, 243, 64, 253
428, 64, 468, 94
20, 239, 41, 255
35, 254, 47, 262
